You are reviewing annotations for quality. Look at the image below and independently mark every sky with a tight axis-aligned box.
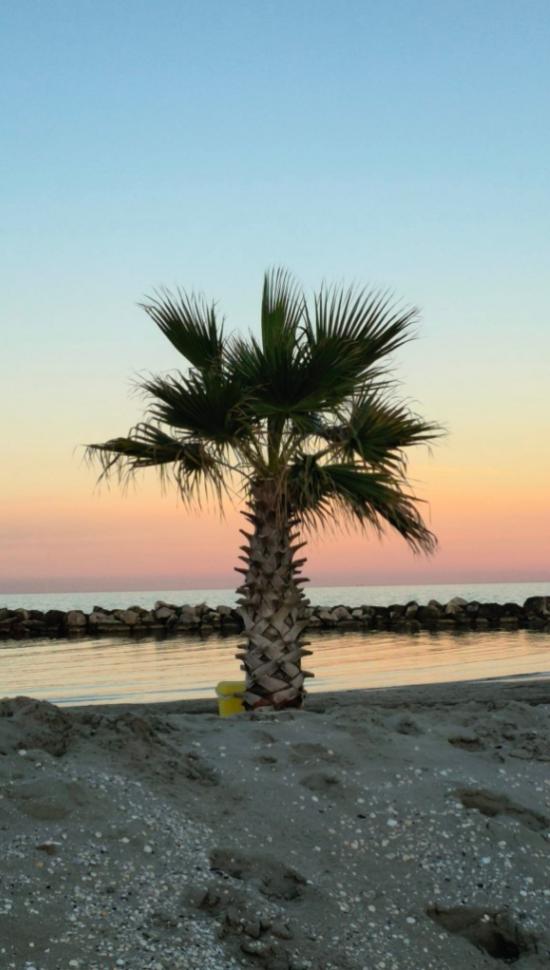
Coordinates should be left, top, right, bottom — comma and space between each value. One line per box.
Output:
1, 0, 549, 593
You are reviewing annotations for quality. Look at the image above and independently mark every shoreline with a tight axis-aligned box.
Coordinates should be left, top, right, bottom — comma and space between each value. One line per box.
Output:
2, 593, 549, 640
66, 674, 550, 717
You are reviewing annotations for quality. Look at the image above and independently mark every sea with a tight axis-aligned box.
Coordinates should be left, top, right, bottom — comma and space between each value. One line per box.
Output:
1, 582, 549, 708
2, 580, 549, 614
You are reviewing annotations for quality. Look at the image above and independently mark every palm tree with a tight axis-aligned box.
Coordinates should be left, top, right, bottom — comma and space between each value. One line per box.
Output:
88, 269, 441, 710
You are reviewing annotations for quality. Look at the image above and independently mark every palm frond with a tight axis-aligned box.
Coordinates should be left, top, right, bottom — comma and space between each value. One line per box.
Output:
141, 288, 224, 371
227, 331, 376, 418
287, 458, 436, 553
139, 370, 251, 445
318, 392, 443, 471
304, 285, 417, 374
261, 267, 305, 357
86, 423, 225, 503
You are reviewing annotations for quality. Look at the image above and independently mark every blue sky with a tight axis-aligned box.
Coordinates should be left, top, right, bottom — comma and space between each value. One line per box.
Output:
3, 0, 549, 309
2, 1, 549, 589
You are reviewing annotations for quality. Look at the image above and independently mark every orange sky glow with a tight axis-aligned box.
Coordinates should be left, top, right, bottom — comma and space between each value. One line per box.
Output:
2, 451, 548, 592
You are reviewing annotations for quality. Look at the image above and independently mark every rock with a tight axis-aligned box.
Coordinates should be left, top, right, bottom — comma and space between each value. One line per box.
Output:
177, 616, 197, 629
478, 602, 502, 621
527, 615, 546, 630
66, 610, 87, 628
332, 606, 352, 621
216, 605, 234, 616
155, 607, 175, 621
203, 610, 221, 626
438, 618, 457, 629
500, 616, 519, 628
502, 602, 522, 616
389, 603, 405, 618
524, 596, 550, 615
405, 602, 419, 617
114, 609, 139, 625
89, 611, 119, 626
44, 609, 65, 628
25, 619, 47, 635
427, 599, 443, 611
180, 605, 199, 621
445, 596, 467, 615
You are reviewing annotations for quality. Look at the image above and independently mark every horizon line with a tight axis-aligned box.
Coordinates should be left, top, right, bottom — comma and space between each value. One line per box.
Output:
2, 576, 549, 597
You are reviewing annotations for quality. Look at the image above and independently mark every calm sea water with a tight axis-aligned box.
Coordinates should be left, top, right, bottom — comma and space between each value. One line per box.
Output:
2, 580, 548, 613
2, 582, 549, 707
2, 628, 549, 707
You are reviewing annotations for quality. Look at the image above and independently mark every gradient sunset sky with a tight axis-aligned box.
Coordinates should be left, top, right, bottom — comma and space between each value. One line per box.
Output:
2, 1, 549, 593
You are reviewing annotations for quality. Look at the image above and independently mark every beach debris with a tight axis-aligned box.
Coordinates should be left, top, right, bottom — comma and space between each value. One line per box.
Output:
35, 840, 61, 855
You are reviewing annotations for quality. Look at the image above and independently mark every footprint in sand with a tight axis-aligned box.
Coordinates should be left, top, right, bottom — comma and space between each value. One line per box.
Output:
447, 729, 485, 752
209, 848, 307, 901
426, 904, 538, 962
288, 742, 338, 766
6, 778, 90, 821
454, 788, 549, 833
255, 753, 278, 765
300, 771, 343, 798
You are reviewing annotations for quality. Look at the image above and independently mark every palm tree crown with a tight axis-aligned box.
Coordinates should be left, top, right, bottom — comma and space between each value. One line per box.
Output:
88, 269, 442, 709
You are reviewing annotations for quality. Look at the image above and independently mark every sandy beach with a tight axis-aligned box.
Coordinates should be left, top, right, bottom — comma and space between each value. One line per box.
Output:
1, 679, 549, 970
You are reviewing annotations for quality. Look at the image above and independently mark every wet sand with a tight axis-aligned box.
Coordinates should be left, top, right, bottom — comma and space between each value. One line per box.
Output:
1, 679, 549, 969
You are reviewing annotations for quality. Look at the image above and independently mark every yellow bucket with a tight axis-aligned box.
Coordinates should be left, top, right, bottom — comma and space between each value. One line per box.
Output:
215, 680, 245, 717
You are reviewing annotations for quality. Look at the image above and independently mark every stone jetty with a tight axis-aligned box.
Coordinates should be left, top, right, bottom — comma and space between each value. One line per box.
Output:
0, 596, 549, 640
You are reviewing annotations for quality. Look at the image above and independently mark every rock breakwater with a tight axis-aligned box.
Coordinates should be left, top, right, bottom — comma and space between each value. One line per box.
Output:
1, 595, 549, 640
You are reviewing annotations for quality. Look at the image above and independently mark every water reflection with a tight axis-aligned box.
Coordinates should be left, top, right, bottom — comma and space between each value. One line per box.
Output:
1, 629, 549, 707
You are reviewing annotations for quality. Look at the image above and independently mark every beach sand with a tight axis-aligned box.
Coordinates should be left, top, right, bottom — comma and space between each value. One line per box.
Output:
1, 680, 549, 969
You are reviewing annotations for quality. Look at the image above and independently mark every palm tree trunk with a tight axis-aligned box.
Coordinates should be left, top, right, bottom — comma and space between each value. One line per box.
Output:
235, 483, 313, 709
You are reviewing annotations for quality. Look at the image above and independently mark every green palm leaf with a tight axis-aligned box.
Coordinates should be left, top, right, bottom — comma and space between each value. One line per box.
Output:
141, 288, 224, 371
139, 371, 249, 445
261, 267, 304, 357
287, 458, 435, 553
320, 392, 442, 471
305, 285, 417, 374
87, 424, 223, 499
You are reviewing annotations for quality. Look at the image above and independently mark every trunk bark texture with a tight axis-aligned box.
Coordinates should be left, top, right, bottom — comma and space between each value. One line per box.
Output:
235, 484, 313, 709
